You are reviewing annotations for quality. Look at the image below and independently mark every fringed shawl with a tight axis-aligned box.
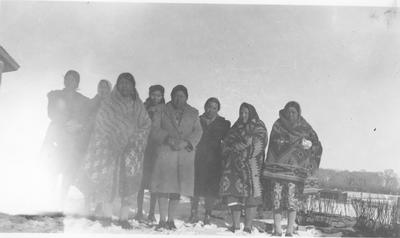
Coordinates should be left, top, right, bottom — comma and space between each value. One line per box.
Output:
82, 87, 151, 203
263, 109, 322, 183
220, 103, 268, 198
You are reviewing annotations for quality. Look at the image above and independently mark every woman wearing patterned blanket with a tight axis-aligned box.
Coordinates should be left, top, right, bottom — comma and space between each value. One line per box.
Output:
80, 73, 151, 229
219, 103, 268, 233
263, 101, 322, 236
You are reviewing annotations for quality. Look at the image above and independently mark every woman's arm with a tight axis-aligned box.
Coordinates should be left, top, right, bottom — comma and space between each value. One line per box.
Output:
183, 115, 203, 151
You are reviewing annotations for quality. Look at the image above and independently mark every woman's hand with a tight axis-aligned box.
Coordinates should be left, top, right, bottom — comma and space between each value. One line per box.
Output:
165, 136, 180, 150
302, 138, 313, 150
177, 140, 189, 151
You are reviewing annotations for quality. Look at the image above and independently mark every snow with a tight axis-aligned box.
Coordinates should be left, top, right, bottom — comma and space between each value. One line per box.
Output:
0, 189, 347, 236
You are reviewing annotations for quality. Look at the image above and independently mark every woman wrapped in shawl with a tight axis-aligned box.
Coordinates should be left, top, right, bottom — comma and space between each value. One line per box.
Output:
81, 73, 151, 229
263, 101, 322, 236
219, 103, 268, 233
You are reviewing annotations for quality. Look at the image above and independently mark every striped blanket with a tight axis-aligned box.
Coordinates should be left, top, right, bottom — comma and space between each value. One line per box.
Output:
220, 103, 268, 200
263, 109, 322, 183
80, 87, 151, 205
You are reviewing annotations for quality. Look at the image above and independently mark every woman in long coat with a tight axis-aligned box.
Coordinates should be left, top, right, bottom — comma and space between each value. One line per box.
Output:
263, 101, 322, 236
135, 84, 165, 222
190, 97, 230, 224
150, 85, 203, 230
82, 73, 151, 229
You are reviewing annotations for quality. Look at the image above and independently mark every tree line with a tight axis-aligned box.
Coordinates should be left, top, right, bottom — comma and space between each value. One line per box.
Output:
316, 168, 400, 195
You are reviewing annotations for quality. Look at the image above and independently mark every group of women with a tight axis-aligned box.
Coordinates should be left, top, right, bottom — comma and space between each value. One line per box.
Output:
42, 70, 323, 236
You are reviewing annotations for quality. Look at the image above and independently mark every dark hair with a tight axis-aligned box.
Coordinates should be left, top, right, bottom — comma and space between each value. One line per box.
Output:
149, 84, 165, 95
171, 85, 188, 99
116, 73, 135, 88
116, 73, 137, 99
240, 102, 260, 122
284, 101, 301, 116
64, 70, 80, 85
204, 97, 221, 111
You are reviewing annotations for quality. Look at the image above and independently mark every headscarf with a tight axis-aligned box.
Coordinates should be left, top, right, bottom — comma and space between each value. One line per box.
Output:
116, 72, 138, 100
231, 102, 260, 129
279, 101, 302, 130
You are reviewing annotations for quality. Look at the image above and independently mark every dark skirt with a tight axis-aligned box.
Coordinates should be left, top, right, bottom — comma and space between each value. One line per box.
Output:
194, 148, 222, 198
140, 141, 158, 190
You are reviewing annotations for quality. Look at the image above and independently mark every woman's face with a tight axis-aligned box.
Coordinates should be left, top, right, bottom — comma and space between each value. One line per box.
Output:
64, 75, 79, 91
117, 78, 134, 98
205, 101, 219, 119
150, 90, 163, 105
172, 90, 187, 109
287, 106, 299, 123
240, 106, 250, 124
98, 81, 111, 97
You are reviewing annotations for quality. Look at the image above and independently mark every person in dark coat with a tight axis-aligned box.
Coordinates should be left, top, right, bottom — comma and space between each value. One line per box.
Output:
41, 70, 90, 209
189, 97, 230, 224
135, 85, 165, 223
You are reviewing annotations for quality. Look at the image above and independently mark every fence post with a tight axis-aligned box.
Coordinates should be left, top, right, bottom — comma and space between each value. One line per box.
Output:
396, 197, 400, 236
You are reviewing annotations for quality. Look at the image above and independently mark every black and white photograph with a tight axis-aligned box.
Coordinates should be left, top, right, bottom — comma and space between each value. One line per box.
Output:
0, 0, 399, 236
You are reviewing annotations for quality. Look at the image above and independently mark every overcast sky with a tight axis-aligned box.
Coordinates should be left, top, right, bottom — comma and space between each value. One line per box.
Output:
0, 1, 399, 189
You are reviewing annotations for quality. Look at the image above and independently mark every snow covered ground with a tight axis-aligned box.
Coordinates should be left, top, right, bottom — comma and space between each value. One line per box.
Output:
0, 187, 346, 236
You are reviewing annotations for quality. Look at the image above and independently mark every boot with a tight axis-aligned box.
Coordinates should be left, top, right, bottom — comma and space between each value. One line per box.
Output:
99, 217, 112, 227
155, 220, 168, 231
189, 209, 199, 223
243, 227, 252, 233
147, 213, 157, 223
119, 220, 133, 230
134, 212, 144, 221
189, 198, 199, 223
167, 220, 177, 230
203, 209, 211, 225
